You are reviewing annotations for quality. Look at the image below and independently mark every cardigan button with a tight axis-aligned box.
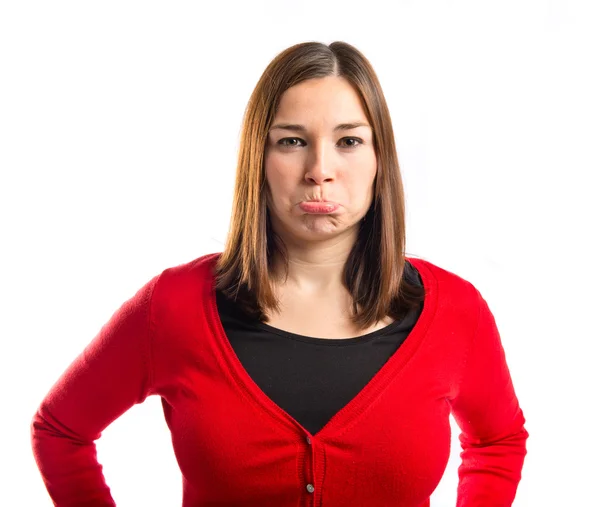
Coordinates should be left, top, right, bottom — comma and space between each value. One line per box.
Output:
306, 436, 312, 445
306, 484, 315, 493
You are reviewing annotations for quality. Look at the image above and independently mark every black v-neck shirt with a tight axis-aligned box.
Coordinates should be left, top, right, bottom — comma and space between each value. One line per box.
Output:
215, 261, 424, 435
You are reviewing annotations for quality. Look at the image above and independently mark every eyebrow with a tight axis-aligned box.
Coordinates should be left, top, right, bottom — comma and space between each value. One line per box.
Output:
269, 121, 371, 133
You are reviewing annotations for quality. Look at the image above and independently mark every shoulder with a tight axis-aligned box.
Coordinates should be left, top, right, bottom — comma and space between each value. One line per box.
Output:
407, 257, 490, 378
407, 255, 482, 314
149, 252, 222, 309
158, 251, 221, 280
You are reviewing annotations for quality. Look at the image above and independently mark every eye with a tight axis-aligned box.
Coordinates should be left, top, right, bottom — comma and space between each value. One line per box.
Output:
277, 137, 364, 148
339, 137, 363, 148
278, 137, 306, 147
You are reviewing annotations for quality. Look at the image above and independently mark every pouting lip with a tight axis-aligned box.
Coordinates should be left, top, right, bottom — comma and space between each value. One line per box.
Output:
299, 200, 341, 213
298, 199, 340, 208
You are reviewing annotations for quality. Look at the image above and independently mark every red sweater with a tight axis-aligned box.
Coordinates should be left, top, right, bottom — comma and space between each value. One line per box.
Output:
31, 253, 528, 506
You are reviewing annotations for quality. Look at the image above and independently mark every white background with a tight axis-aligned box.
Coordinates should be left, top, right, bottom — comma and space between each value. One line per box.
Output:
1, 1, 599, 505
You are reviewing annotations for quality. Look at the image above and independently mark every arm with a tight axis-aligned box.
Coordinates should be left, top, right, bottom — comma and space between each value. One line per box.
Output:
30, 274, 160, 506
448, 290, 529, 506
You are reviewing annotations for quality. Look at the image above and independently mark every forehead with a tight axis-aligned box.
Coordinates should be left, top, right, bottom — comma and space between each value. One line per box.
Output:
275, 76, 368, 122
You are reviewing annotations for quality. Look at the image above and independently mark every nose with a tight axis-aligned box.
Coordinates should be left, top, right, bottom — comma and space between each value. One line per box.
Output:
304, 141, 335, 185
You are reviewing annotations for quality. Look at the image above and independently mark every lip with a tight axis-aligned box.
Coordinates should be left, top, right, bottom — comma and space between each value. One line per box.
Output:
299, 201, 340, 214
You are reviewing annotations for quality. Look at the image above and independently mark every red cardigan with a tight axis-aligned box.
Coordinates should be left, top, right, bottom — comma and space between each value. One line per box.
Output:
31, 253, 528, 506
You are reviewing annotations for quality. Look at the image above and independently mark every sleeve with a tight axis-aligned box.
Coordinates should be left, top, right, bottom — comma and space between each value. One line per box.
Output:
30, 273, 161, 506
448, 289, 529, 506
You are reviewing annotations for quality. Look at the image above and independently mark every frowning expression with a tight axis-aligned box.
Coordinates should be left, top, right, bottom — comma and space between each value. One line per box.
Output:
264, 76, 377, 243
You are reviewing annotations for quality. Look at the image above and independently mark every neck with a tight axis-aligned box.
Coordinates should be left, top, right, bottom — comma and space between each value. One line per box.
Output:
271, 234, 357, 294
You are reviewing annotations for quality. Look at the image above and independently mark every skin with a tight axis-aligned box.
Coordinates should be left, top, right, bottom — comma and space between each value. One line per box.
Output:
264, 75, 377, 291
263, 76, 390, 337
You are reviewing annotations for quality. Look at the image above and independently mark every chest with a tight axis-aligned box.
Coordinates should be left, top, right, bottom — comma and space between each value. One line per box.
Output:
262, 289, 395, 339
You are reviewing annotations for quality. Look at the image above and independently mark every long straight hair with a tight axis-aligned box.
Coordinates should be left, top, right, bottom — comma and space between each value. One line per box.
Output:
214, 41, 425, 330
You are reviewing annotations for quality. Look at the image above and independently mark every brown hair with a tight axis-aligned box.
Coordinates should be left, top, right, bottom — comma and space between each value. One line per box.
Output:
214, 40, 425, 330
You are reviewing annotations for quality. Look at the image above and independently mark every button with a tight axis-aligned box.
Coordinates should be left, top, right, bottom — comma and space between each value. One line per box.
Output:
306, 483, 315, 493
306, 436, 312, 445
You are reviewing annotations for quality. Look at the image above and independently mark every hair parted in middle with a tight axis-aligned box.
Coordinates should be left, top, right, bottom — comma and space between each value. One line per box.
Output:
214, 40, 425, 330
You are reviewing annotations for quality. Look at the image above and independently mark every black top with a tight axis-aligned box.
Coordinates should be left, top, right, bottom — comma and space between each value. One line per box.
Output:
215, 261, 424, 435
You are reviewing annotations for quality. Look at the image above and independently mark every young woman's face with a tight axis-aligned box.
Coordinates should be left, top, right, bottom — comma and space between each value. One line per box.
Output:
264, 76, 377, 245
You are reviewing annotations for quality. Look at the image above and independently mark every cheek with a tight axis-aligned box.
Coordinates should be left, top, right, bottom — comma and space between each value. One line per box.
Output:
349, 168, 376, 194
265, 156, 298, 191
264, 169, 295, 212
265, 169, 289, 196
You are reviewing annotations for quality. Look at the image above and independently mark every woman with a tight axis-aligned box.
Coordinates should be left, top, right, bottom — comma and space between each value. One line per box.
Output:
31, 41, 528, 506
